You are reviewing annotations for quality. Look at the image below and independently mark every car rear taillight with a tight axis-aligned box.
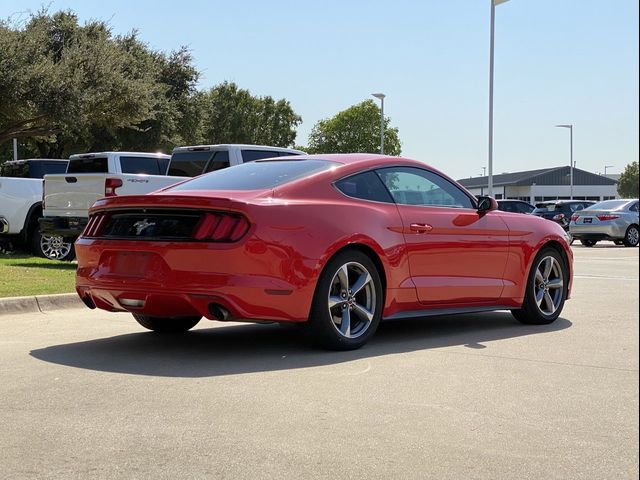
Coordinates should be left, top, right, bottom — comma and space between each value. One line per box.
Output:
570, 214, 579, 222
194, 212, 250, 242
552, 213, 565, 221
105, 178, 123, 197
596, 214, 620, 221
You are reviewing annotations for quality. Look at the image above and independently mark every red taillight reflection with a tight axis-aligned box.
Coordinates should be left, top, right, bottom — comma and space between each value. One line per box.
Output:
596, 214, 620, 221
194, 213, 250, 242
552, 213, 565, 221
105, 178, 123, 197
570, 214, 579, 222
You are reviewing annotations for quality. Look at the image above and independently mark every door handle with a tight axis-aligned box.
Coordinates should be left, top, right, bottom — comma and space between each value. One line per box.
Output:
409, 223, 433, 233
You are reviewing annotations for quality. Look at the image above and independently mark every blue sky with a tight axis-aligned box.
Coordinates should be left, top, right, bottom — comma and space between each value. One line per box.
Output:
1, 0, 638, 180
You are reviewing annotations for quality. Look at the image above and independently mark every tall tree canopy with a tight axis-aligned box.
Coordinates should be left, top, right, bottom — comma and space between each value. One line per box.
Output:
0, 10, 198, 157
0, 10, 302, 160
617, 161, 639, 198
201, 82, 301, 147
307, 100, 401, 155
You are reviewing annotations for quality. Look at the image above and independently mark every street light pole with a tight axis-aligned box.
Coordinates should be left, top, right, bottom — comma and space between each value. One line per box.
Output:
555, 124, 574, 199
372, 93, 385, 154
488, 0, 510, 197
604, 165, 614, 175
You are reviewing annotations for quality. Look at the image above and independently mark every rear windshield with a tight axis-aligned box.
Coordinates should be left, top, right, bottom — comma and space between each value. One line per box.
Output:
1, 161, 67, 178
167, 150, 231, 177
120, 156, 167, 175
169, 159, 338, 191
29, 161, 68, 178
533, 204, 558, 213
67, 157, 108, 173
586, 200, 630, 211
1, 162, 29, 178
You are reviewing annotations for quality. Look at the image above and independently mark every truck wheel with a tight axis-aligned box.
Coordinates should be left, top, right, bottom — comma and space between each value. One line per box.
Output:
32, 230, 75, 261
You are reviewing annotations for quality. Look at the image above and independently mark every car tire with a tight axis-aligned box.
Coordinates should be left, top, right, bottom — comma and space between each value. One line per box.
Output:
132, 313, 201, 333
623, 225, 639, 247
511, 248, 568, 325
580, 239, 597, 247
31, 230, 75, 261
308, 250, 383, 350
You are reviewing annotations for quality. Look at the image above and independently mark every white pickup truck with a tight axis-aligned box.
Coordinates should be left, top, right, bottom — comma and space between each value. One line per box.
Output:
0, 159, 74, 259
40, 151, 174, 239
40, 145, 303, 240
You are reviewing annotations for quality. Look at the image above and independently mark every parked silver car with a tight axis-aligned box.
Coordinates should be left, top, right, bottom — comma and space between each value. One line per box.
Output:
569, 199, 639, 247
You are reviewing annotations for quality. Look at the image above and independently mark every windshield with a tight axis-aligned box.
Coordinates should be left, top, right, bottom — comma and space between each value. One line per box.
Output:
169, 159, 338, 191
67, 157, 108, 173
586, 200, 630, 211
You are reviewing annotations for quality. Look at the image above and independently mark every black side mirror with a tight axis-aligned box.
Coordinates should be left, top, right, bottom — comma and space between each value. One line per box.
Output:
477, 195, 498, 213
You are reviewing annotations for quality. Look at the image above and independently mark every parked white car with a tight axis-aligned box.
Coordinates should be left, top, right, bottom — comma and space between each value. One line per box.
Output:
0, 159, 74, 259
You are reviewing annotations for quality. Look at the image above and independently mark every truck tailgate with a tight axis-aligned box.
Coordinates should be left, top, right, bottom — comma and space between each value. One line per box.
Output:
43, 173, 107, 217
43, 174, 188, 218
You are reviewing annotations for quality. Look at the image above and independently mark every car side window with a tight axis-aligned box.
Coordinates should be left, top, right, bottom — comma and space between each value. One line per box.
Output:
335, 171, 394, 203
376, 167, 474, 209
630, 202, 639, 212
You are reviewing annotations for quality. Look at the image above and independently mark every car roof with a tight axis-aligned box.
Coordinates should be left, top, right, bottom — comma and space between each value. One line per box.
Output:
172, 144, 305, 154
2, 158, 67, 165
69, 152, 170, 159
538, 200, 593, 205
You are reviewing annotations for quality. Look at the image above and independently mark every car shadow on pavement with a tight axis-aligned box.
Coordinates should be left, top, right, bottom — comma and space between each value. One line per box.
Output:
30, 312, 571, 378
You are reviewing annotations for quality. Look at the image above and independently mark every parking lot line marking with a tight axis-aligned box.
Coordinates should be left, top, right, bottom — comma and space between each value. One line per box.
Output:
574, 274, 639, 281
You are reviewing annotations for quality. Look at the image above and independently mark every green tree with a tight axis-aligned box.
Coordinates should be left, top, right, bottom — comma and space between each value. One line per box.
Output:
201, 82, 301, 147
0, 10, 202, 158
617, 161, 639, 198
307, 100, 401, 155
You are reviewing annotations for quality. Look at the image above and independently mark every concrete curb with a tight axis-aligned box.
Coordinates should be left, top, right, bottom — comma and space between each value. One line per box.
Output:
0, 293, 83, 316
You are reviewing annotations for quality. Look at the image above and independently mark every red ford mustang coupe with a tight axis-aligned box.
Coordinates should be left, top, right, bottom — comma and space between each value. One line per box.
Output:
75, 154, 572, 350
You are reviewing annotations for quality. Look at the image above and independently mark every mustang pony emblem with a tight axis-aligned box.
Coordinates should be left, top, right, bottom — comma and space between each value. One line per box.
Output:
132, 219, 156, 235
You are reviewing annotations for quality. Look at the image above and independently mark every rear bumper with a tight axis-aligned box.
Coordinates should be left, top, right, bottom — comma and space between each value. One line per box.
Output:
39, 216, 88, 238
570, 223, 626, 240
75, 237, 319, 322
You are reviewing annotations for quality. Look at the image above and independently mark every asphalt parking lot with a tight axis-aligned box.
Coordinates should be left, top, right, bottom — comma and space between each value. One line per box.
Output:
1, 244, 638, 479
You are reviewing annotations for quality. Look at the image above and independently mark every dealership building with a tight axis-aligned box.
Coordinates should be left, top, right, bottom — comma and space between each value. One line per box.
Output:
457, 166, 618, 204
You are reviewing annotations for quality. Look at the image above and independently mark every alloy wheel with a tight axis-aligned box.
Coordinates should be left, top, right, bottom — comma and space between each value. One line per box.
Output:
40, 235, 72, 260
534, 255, 564, 316
627, 226, 639, 247
327, 262, 376, 339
